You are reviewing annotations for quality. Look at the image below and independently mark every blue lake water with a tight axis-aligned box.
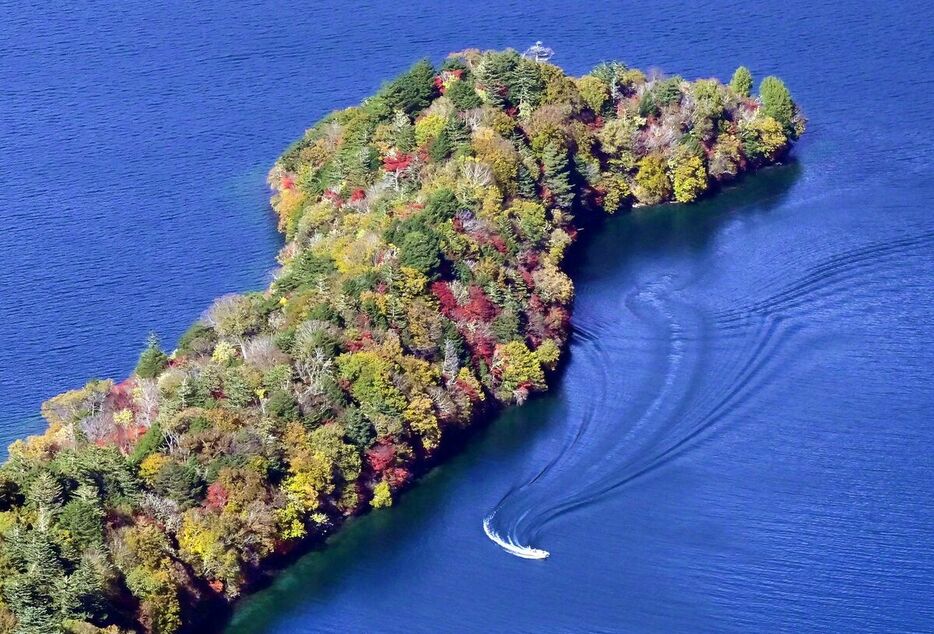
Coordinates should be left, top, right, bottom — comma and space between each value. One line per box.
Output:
2, 1, 933, 631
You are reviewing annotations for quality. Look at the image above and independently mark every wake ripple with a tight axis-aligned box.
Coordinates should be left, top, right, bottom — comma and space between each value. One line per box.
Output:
482, 320, 612, 558
483, 228, 933, 559
715, 229, 934, 325
483, 278, 679, 558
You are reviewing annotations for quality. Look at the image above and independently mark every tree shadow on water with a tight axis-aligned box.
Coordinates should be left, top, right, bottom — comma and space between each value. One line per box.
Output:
566, 161, 804, 283
221, 393, 564, 634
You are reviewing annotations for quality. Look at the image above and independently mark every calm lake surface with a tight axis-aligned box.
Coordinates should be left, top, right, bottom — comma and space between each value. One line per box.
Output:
2, 1, 932, 631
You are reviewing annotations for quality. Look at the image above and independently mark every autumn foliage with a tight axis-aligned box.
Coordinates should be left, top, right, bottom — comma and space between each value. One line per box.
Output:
0, 49, 801, 633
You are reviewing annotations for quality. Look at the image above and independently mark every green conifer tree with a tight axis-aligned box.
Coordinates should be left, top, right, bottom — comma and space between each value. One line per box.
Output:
542, 141, 574, 209
730, 66, 753, 97
759, 76, 798, 138
135, 332, 168, 379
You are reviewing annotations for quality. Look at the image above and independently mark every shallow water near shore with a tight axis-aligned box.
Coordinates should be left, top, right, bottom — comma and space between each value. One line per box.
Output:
2, 0, 933, 632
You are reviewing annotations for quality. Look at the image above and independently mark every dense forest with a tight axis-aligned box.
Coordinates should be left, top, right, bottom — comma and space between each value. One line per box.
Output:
0, 49, 803, 633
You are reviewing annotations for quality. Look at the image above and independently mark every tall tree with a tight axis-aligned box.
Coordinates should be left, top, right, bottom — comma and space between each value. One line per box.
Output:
135, 332, 168, 379
759, 76, 797, 137
381, 59, 437, 116
541, 141, 574, 209
730, 66, 753, 97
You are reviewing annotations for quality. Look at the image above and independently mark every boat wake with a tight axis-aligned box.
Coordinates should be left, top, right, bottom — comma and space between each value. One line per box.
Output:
482, 512, 550, 559
482, 272, 802, 558
481, 222, 934, 561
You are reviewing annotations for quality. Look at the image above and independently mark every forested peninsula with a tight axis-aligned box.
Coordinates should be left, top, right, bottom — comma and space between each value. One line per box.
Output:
0, 49, 803, 633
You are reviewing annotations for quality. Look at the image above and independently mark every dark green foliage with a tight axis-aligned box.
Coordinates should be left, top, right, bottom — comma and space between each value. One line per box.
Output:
386, 189, 458, 259
264, 366, 293, 393
474, 50, 520, 108
492, 310, 522, 342
176, 322, 217, 357
474, 50, 544, 108
380, 59, 438, 116
759, 75, 798, 137
299, 161, 339, 201
542, 141, 574, 209
337, 143, 381, 189
0, 475, 22, 511
638, 90, 659, 118
517, 161, 538, 199
2, 531, 67, 631
153, 460, 204, 508
386, 189, 459, 260
193, 365, 222, 408
399, 231, 441, 275
177, 374, 198, 407
446, 76, 483, 110
385, 189, 460, 245
429, 117, 470, 163
655, 76, 683, 107
440, 57, 469, 73
250, 292, 282, 320
342, 270, 381, 301
429, 126, 453, 162
302, 405, 335, 429
135, 333, 168, 379
342, 407, 374, 448
187, 415, 212, 434
129, 422, 164, 464
224, 366, 257, 408
50, 446, 139, 505
679, 133, 704, 158
443, 115, 470, 149
274, 327, 297, 355
453, 260, 474, 284
339, 97, 392, 144
510, 58, 547, 108
296, 325, 341, 359
275, 251, 338, 294
441, 319, 466, 361
639, 76, 682, 116
266, 389, 299, 422
423, 188, 460, 223
308, 302, 341, 325
477, 358, 493, 390
392, 122, 416, 153
590, 61, 630, 94
319, 374, 349, 410
58, 497, 104, 550
204, 454, 248, 483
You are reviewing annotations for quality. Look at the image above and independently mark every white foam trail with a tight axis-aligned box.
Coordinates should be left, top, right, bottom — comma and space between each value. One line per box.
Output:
483, 515, 550, 559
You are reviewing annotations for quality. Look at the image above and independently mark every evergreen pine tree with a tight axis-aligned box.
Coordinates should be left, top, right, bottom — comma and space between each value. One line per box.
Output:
381, 59, 437, 116
516, 161, 538, 199
59, 497, 104, 551
729, 66, 753, 97
27, 472, 61, 511
135, 332, 168, 379
542, 141, 574, 209
429, 126, 453, 163
759, 76, 798, 138
445, 77, 482, 111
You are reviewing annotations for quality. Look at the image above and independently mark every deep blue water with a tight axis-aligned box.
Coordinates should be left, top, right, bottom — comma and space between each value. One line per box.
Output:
2, 1, 933, 632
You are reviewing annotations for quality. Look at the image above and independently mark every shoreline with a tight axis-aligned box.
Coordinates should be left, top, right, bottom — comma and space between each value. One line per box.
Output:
0, 49, 803, 633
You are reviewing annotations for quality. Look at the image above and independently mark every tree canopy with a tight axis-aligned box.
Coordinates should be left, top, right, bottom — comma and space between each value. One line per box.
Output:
0, 48, 801, 633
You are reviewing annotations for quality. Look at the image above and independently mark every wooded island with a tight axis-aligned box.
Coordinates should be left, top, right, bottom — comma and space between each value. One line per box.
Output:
0, 49, 803, 633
